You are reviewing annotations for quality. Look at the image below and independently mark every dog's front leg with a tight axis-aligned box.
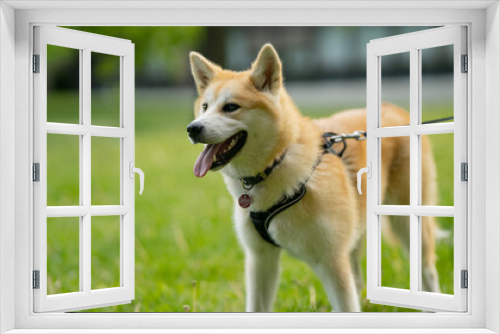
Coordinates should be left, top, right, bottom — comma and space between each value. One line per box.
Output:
313, 255, 360, 312
244, 245, 281, 312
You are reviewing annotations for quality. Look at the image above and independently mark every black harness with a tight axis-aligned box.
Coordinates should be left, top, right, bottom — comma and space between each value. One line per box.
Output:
249, 184, 307, 247
245, 133, 343, 247
245, 115, 454, 247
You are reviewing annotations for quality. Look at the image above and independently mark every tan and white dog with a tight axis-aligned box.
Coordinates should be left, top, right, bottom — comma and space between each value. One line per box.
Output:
187, 44, 440, 312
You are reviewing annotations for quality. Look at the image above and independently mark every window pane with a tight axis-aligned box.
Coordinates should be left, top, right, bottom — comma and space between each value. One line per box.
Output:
381, 215, 410, 290
421, 134, 454, 206
381, 52, 410, 127
47, 217, 80, 295
91, 137, 120, 205
91, 215, 121, 290
420, 216, 453, 294
381, 136, 410, 205
47, 45, 80, 124
91, 52, 120, 127
47, 134, 79, 206
421, 45, 454, 125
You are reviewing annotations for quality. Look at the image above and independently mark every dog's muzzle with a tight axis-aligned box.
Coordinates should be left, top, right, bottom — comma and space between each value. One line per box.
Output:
187, 121, 204, 143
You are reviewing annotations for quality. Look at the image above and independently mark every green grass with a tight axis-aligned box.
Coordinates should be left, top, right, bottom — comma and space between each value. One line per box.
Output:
45, 90, 454, 312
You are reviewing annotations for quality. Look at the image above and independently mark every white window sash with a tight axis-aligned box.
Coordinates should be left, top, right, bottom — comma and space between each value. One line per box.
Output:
32, 26, 136, 313
366, 26, 467, 312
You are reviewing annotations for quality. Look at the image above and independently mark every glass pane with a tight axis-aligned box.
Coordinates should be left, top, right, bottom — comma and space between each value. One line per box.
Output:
47, 45, 80, 124
91, 137, 120, 205
421, 134, 454, 206
381, 215, 410, 290
91, 52, 120, 127
381, 52, 410, 127
421, 45, 454, 124
91, 215, 121, 290
47, 134, 79, 206
47, 217, 80, 294
420, 216, 453, 294
380, 136, 410, 205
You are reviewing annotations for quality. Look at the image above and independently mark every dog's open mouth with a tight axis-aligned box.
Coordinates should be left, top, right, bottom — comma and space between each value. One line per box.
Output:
193, 131, 247, 177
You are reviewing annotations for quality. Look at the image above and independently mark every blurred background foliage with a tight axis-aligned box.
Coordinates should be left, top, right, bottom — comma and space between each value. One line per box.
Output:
54, 26, 453, 90
57, 26, 206, 88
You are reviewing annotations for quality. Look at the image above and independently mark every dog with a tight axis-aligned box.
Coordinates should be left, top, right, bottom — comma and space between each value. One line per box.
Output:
187, 44, 441, 312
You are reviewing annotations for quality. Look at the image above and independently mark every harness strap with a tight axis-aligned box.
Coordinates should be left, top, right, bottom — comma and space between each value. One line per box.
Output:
247, 132, 344, 247
323, 132, 347, 157
249, 184, 307, 247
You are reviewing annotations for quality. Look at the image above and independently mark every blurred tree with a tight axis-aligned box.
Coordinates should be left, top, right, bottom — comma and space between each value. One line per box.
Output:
49, 26, 206, 88
201, 27, 227, 67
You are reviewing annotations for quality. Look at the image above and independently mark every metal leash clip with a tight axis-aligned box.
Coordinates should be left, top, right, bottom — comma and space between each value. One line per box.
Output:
351, 131, 367, 141
323, 131, 367, 158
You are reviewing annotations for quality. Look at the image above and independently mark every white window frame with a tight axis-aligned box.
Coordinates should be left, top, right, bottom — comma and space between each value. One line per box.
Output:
1, 1, 499, 333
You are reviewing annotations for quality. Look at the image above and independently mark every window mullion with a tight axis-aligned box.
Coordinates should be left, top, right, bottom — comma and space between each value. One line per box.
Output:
365, 46, 379, 296
81, 47, 92, 294
409, 47, 420, 294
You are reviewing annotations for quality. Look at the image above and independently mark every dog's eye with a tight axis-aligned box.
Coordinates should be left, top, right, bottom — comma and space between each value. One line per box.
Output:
202, 103, 208, 112
222, 103, 240, 113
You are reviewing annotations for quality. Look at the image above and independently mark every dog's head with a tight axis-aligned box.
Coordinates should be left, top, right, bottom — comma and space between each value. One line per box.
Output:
188, 44, 290, 179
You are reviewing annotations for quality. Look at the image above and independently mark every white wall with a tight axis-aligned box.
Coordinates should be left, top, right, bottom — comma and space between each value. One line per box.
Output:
0, 1, 16, 333
486, 2, 500, 333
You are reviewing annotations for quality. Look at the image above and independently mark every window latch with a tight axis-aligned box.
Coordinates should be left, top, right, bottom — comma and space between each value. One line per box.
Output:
357, 161, 372, 195
129, 162, 144, 195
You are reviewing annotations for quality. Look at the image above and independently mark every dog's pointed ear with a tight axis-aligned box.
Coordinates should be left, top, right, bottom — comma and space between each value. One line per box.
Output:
250, 44, 282, 94
189, 52, 220, 93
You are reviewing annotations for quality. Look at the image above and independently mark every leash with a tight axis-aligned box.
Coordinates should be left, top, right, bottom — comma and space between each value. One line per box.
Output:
420, 116, 454, 124
322, 116, 454, 158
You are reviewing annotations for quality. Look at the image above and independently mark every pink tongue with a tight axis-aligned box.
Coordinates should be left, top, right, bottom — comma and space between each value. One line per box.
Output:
193, 143, 223, 177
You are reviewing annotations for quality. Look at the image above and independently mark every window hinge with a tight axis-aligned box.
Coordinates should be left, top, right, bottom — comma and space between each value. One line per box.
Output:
461, 162, 468, 181
33, 163, 40, 182
33, 54, 40, 73
33, 270, 40, 289
461, 54, 468, 73
461, 270, 468, 289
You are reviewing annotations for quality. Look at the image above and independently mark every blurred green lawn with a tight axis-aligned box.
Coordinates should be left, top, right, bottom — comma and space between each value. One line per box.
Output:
46, 90, 454, 312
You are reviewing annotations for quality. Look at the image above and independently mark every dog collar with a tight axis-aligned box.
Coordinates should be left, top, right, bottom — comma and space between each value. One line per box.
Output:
240, 150, 288, 188
240, 130, 344, 190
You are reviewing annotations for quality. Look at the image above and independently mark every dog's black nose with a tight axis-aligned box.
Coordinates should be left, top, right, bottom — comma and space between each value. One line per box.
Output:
187, 122, 204, 137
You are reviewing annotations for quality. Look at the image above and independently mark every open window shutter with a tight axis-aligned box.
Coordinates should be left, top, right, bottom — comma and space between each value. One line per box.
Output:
33, 26, 135, 312
366, 26, 467, 312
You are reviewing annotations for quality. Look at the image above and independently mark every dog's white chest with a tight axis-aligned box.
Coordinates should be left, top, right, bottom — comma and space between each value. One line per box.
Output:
234, 204, 328, 265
